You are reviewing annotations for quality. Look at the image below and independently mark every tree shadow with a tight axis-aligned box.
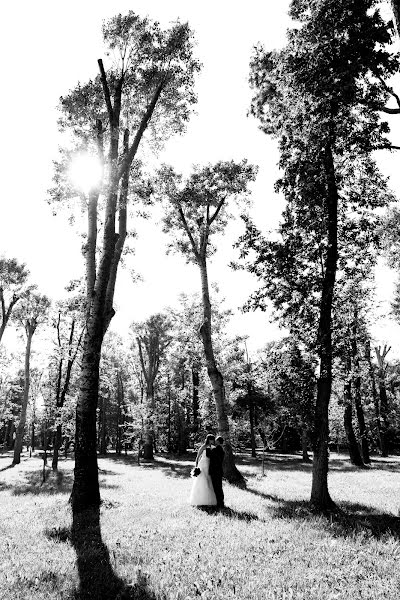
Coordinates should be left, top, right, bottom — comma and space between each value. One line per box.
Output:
0, 480, 13, 491
0, 462, 14, 472
106, 453, 193, 480
9, 469, 73, 496
8, 469, 120, 496
46, 507, 162, 599
234, 453, 400, 474
11, 469, 75, 495
245, 486, 400, 540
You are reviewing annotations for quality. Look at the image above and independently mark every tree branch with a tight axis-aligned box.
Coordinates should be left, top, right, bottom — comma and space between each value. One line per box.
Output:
118, 79, 164, 180
377, 74, 400, 109
98, 59, 114, 123
208, 196, 227, 226
379, 106, 400, 114
176, 203, 200, 260
104, 129, 129, 332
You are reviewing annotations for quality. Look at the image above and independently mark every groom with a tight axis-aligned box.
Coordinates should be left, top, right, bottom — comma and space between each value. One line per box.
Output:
207, 436, 225, 509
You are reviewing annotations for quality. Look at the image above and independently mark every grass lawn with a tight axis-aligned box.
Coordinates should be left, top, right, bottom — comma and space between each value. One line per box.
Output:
1, 450, 400, 600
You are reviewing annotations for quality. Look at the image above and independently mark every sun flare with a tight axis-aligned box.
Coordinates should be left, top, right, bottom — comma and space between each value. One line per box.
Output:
69, 153, 103, 194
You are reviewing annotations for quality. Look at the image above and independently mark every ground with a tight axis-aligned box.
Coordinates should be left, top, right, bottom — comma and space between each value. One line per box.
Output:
1, 451, 400, 600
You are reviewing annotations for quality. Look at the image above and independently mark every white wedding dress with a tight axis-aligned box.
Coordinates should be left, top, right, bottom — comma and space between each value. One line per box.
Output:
189, 451, 217, 506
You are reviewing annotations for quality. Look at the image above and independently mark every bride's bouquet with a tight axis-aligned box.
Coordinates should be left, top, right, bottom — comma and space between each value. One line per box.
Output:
191, 467, 201, 477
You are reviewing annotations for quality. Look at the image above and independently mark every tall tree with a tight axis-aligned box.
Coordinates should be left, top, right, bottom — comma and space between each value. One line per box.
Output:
0, 258, 29, 344
160, 160, 256, 484
50, 13, 200, 511
131, 313, 172, 459
12, 292, 50, 465
246, 0, 397, 509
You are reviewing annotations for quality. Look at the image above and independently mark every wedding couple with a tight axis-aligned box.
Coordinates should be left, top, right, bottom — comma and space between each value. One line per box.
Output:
189, 434, 225, 509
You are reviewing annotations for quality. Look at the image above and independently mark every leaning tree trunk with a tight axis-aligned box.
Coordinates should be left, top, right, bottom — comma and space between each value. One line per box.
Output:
198, 258, 244, 485
13, 329, 33, 465
310, 142, 338, 511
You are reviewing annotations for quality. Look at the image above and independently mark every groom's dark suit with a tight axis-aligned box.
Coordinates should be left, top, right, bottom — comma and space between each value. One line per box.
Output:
207, 445, 225, 507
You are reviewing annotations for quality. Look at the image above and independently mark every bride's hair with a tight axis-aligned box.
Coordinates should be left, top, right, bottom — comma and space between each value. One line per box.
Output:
205, 434, 215, 445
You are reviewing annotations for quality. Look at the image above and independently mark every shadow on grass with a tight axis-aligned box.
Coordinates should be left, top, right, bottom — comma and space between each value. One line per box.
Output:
46, 507, 162, 600
106, 453, 193, 480
245, 486, 400, 540
8, 469, 120, 496
234, 452, 400, 474
11, 469, 74, 495
0, 463, 14, 472
196, 505, 259, 521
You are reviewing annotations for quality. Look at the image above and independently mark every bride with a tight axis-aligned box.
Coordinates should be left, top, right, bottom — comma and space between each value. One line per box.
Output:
189, 434, 217, 506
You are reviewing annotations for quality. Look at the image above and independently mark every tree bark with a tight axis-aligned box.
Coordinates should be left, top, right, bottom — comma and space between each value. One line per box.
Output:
71, 326, 103, 511
198, 258, 244, 485
310, 142, 338, 511
12, 329, 33, 465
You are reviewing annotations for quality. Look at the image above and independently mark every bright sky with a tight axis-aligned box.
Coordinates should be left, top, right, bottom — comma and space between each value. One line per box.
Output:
1, 0, 400, 358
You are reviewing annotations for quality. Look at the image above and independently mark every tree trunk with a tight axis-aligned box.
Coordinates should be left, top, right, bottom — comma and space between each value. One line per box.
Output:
167, 375, 172, 452
247, 384, 257, 458
142, 389, 154, 460
12, 330, 33, 465
310, 142, 338, 511
365, 341, 382, 452
70, 330, 102, 511
31, 420, 35, 452
192, 368, 199, 433
351, 319, 370, 464
52, 424, 62, 469
198, 259, 244, 485
353, 375, 370, 464
375, 346, 390, 457
377, 379, 389, 457
99, 394, 107, 455
116, 372, 123, 455
301, 426, 310, 462
343, 382, 364, 467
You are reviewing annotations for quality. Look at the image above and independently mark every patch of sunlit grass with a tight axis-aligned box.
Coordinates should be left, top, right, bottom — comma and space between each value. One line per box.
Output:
0, 450, 400, 599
